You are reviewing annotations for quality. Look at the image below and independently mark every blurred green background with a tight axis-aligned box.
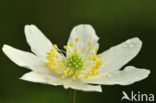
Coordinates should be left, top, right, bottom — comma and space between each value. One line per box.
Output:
0, 0, 156, 103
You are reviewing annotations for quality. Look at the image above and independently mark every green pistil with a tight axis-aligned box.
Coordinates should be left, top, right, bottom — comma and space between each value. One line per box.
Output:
66, 54, 84, 71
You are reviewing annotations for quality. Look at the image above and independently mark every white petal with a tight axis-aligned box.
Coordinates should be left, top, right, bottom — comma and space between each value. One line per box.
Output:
21, 72, 102, 92
98, 37, 142, 72
2, 44, 47, 72
20, 72, 63, 86
67, 24, 99, 56
24, 25, 63, 62
82, 66, 150, 85
63, 80, 102, 92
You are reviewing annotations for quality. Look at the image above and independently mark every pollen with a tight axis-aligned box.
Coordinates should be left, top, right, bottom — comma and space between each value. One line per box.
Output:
75, 38, 79, 42
70, 40, 74, 47
81, 49, 84, 53
97, 55, 101, 58
68, 50, 72, 54
95, 48, 99, 53
53, 44, 58, 49
89, 47, 92, 50
72, 76, 76, 80
74, 49, 78, 53
45, 37, 102, 80
88, 42, 92, 46
51, 49, 55, 52
48, 66, 54, 70
62, 75, 66, 78
56, 55, 59, 58
64, 45, 68, 50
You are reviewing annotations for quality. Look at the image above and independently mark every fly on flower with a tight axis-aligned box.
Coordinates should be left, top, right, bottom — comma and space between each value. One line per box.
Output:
2, 24, 150, 92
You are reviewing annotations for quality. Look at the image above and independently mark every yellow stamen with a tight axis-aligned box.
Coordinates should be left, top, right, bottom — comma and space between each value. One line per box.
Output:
72, 76, 76, 80
87, 71, 92, 75
92, 53, 96, 56
65, 68, 70, 71
68, 71, 73, 76
53, 44, 58, 49
51, 61, 56, 65
95, 58, 100, 62
76, 73, 79, 77
95, 64, 100, 69
96, 72, 99, 75
88, 56, 92, 60
75, 38, 79, 42
58, 65, 63, 68
98, 60, 102, 65
63, 70, 67, 74
54, 68, 61, 75
86, 63, 91, 66
68, 50, 72, 54
64, 45, 67, 50
74, 49, 78, 53
56, 55, 59, 59
92, 65, 97, 69
47, 52, 52, 55
51, 49, 55, 52
70, 40, 74, 47
95, 48, 99, 53
78, 71, 82, 74
48, 66, 54, 70
79, 78, 82, 80
97, 55, 101, 58
51, 51, 56, 55
81, 49, 84, 53
88, 42, 92, 46
62, 75, 66, 78
84, 75, 89, 79
46, 38, 103, 80
89, 47, 92, 50
92, 71, 96, 76
82, 68, 86, 70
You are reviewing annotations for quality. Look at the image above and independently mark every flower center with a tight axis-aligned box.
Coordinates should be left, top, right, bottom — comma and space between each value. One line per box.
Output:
45, 37, 102, 80
66, 54, 84, 71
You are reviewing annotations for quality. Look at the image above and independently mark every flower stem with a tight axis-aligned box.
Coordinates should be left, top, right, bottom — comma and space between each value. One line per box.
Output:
70, 89, 76, 103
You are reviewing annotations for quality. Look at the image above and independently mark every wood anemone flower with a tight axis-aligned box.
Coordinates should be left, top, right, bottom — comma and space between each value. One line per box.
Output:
2, 24, 150, 92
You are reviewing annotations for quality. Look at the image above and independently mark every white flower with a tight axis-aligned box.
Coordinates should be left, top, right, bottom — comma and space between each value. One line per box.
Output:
2, 24, 150, 92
